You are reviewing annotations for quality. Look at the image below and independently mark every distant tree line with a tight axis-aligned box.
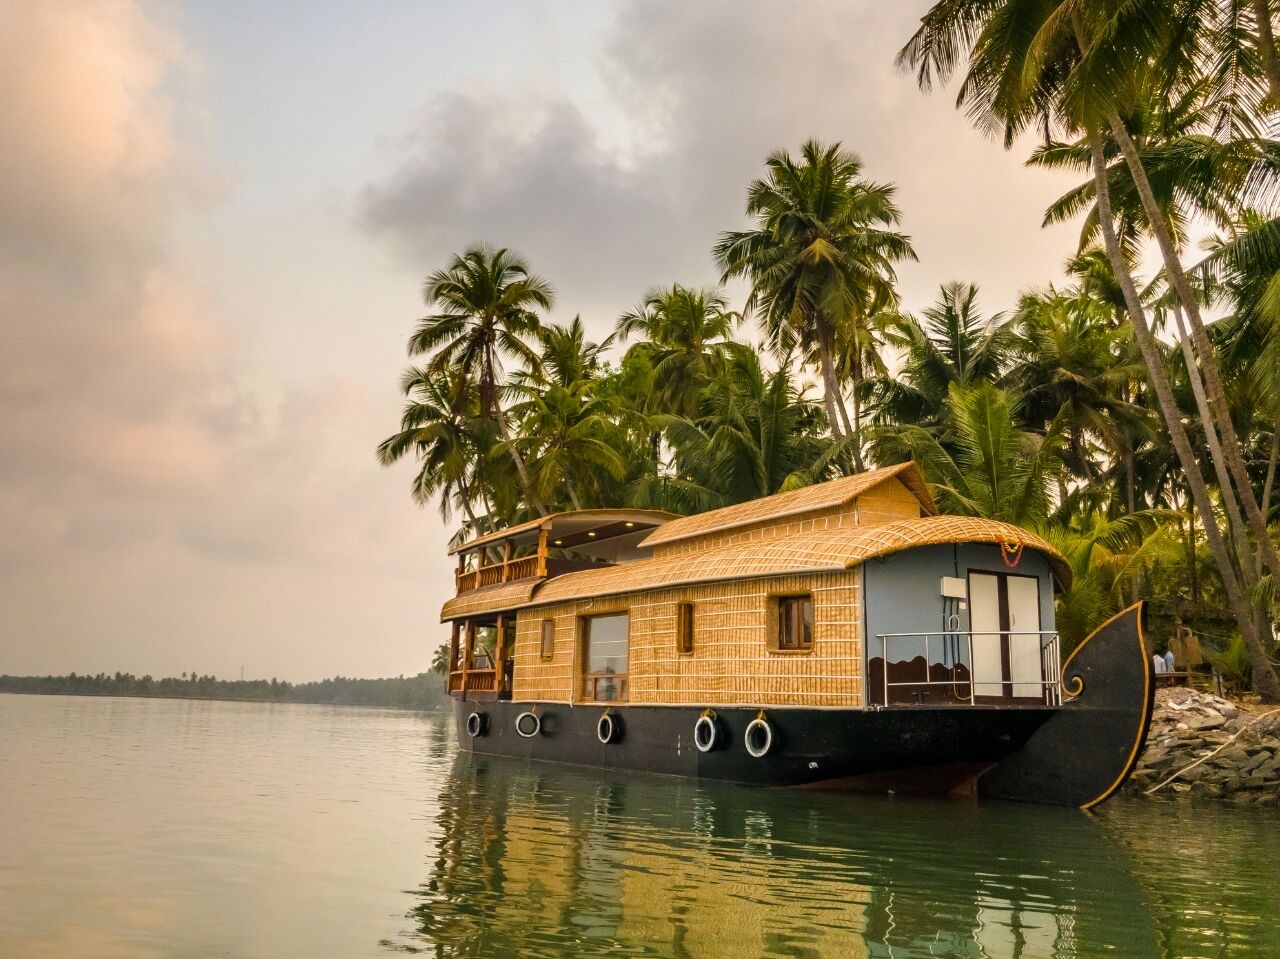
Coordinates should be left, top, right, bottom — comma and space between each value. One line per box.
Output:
0, 669, 450, 711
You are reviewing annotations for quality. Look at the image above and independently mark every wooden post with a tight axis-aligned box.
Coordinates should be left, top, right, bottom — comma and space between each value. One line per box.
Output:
462, 621, 475, 691
502, 540, 514, 582
448, 621, 461, 692
537, 527, 549, 577
495, 614, 507, 686
455, 552, 465, 592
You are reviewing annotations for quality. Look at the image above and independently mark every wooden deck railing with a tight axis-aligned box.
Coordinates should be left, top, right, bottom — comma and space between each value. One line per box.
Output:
448, 669, 497, 693
454, 554, 544, 594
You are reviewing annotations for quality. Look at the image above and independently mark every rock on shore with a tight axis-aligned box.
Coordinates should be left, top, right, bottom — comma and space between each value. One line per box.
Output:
1125, 688, 1280, 805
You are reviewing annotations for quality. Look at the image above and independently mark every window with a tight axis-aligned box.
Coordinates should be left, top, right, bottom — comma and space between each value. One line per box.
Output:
470, 623, 497, 668
774, 596, 813, 651
580, 612, 629, 702
676, 603, 694, 655
540, 618, 555, 661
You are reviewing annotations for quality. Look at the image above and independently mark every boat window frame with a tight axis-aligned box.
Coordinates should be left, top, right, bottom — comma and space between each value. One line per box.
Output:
676, 602, 695, 656
578, 610, 630, 704
769, 594, 814, 654
540, 617, 556, 662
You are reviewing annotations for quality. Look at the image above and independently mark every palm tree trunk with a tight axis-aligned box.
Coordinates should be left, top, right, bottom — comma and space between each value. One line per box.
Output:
458, 481, 481, 530
1172, 305, 1254, 575
1258, 423, 1280, 572
1252, 0, 1280, 104
1188, 503, 1200, 605
1084, 127, 1280, 702
818, 338, 846, 442
1124, 444, 1136, 514
565, 479, 583, 511
1106, 113, 1280, 584
837, 388, 855, 439
1263, 424, 1279, 523
845, 369, 865, 472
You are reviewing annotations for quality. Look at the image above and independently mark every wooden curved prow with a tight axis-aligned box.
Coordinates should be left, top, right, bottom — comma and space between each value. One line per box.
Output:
978, 602, 1154, 808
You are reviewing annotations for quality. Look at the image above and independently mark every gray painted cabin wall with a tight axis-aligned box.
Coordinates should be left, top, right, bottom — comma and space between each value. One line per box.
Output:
861, 543, 1056, 676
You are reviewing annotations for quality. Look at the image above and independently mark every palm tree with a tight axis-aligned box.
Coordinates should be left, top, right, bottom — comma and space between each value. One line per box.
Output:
430, 643, 451, 675
615, 285, 739, 421
713, 139, 915, 466
506, 317, 642, 511
1048, 512, 1181, 651
408, 245, 553, 515
1031, 79, 1280, 575
527, 315, 612, 389
660, 349, 845, 507
508, 379, 626, 511
898, 0, 1280, 699
868, 282, 1014, 434
1009, 284, 1150, 490
377, 366, 485, 530
1057, 6, 1280, 586
877, 382, 1062, 527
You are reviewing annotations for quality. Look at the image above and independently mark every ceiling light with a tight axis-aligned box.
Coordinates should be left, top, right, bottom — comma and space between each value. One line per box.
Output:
587, 531, 597, 537
553, 539, 562, 545
624, 522, 635, 527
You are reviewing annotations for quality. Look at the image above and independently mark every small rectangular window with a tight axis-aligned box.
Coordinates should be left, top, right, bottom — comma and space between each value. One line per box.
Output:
540, 618, 555, 661
677, 603, 694, 655
775, 596, 813, 651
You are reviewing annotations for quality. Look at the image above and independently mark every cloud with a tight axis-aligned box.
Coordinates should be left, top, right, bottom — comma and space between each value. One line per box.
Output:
360, 0, 1080, 339
0, 1, 430, 680
0, 0, 1088, 682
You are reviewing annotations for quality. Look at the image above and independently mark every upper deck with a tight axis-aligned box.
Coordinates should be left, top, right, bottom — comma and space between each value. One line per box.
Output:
450, 509, 677, 594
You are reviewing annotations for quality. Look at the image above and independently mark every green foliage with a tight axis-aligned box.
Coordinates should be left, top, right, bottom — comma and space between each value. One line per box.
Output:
875, 382, 1061, 526
0, 672, 450, 711
1208, 635, 1253, 691
380, 91, 1280, 685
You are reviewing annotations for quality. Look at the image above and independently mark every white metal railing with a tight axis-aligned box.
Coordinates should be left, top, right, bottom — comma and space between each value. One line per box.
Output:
874, 631, 1062, 706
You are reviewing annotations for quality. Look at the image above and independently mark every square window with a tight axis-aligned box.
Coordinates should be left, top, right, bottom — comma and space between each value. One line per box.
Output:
774, 596, 813, 651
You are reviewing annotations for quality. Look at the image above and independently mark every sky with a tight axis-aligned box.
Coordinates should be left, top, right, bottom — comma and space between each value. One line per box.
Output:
0, 0, 1085, 681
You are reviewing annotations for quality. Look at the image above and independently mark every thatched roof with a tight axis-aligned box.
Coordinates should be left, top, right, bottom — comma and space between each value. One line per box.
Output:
439, 515, 1068, 621
440, 579, 542, 621
638, 462, 937, 550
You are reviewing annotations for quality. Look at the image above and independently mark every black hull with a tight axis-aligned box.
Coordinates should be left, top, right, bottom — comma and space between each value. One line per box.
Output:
978, 602, 1154, 807
453, 699, 1054, 794
450, 604, 1154, 807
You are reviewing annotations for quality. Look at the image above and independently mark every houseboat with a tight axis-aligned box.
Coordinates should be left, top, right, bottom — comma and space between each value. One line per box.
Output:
440, 463, 1153, 807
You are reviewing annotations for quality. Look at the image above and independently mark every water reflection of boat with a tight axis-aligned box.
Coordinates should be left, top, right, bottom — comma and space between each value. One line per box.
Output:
440, 466, 1153, 805
389, 754, 1161, 958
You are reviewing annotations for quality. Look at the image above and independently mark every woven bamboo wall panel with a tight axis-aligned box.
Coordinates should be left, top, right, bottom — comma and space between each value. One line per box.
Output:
856, 481, 927, 526
511, 570, 863, 707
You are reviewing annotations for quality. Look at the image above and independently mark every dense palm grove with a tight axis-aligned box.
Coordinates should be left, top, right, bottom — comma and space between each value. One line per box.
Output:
382, 2, 1280, 701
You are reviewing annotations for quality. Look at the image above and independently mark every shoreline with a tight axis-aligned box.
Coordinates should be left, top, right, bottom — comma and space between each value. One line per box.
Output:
1126, 688, 1280, 805
0, 689, 447, 713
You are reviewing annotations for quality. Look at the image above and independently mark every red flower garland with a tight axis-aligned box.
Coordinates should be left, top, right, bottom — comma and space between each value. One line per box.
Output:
999, 534, 1024, 568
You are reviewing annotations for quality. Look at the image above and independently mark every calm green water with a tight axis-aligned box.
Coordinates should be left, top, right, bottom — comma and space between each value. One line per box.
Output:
1, 694, 1276, 958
